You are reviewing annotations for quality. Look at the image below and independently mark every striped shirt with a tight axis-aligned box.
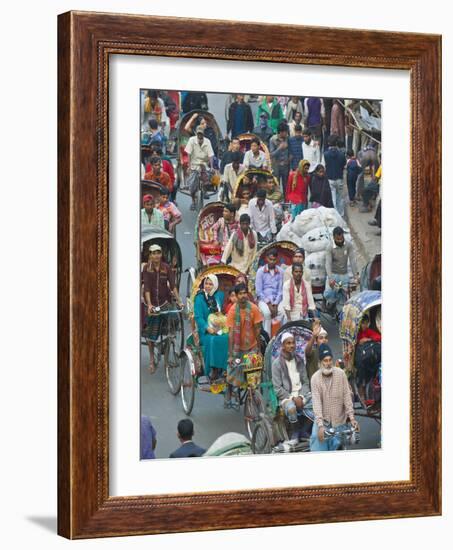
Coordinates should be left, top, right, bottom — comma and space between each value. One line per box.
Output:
311, 367, 355, 428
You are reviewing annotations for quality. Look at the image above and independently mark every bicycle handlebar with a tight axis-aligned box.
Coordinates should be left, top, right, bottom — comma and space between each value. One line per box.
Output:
146, 306, 184, 317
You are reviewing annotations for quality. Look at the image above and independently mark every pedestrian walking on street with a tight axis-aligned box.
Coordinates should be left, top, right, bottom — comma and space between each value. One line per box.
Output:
309, 164, 333, 209
324, 134, 347, 217
346, 149, 362, 206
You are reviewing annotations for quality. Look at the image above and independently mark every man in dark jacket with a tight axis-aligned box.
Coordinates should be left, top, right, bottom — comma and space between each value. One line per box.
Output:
324, 134, 346, 216
227, 95, 254, 138
271, 332, 310, 440
169, 419, 206, 458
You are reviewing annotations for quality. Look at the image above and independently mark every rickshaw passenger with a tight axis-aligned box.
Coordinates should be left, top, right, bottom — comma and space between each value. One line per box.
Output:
156, 188, 182, 233
243, 138, 269, 170
221, 213, 257, 273
355, 314, 381, 402
211, 204, 238, 253
266, 174, 283, 204
271, 333, 310, 439
283, 247, 312, 285
220, 152, 245, 201
255, 248, 285, 337
220, 137, 244, 173
304, 319, 328, 385
141, 194, 165, 231
193, 274, 229, 382
248, 188, 277, 242
144, 157, 173, 193
143, 244, 183, 373
281, 263, 316, 323
226, 283, 263, 388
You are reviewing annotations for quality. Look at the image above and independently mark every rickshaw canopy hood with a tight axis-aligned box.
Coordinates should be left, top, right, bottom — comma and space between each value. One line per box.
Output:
339, 290, 381, 343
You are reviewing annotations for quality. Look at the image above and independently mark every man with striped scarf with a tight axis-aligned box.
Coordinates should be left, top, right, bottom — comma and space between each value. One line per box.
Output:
281, 263, 316, 322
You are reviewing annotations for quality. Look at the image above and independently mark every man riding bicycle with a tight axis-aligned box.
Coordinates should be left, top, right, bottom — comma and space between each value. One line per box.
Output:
324, 226, 359, 312
184, 125, 214, 210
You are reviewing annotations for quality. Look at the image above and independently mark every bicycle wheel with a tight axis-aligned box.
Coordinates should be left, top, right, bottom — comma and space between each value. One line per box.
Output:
170, 311, 185, 355
164, 337, 181, 395
243, 389, 265, 439
251, 416, 274, 455
180, 350, 195, 415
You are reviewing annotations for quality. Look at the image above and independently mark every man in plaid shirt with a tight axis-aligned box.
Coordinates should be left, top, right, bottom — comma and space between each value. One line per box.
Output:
310, 344, 359, 451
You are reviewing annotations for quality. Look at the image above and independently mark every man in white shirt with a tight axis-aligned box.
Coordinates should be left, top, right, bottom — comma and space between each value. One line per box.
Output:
184, 126, 214, 210
271, 332, 310, 440
243, 137, 269, 170
248, 188, 277, 242
282, 263, 316, 322
302, 129, 324, 173
219, 152, 245, 202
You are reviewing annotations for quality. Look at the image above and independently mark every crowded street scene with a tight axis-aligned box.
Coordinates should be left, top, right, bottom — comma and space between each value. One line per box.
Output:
140, 91, 382, 459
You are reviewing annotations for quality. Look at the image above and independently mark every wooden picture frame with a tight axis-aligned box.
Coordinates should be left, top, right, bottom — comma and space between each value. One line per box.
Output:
58, 11, 441, 539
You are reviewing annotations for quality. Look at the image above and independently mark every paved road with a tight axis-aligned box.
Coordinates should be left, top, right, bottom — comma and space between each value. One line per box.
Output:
141, 94, 380, 458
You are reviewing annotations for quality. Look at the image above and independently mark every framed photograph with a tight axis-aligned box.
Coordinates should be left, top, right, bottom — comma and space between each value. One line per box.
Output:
58, 11, 441, 539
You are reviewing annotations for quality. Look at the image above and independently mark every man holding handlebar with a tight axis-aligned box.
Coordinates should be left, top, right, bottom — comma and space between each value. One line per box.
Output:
310, 343, 359, 451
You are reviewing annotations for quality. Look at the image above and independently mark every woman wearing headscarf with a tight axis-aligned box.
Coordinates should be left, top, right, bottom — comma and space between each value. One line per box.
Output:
286, 159, 311, 219
309, 164, 334, 208
193, 274, 229, 381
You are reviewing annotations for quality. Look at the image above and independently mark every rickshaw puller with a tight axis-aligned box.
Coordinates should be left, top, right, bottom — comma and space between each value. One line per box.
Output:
184, 126, 214, 210
310, 344, 359, 451
225, 283, 263, 406
143, 244, 183, 373
324, 226, 358, 311
271, 332, 311, 441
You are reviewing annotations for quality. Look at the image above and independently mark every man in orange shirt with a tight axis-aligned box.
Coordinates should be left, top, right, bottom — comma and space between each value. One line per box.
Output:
226, 283, 263, 391
144, 157, 173, 193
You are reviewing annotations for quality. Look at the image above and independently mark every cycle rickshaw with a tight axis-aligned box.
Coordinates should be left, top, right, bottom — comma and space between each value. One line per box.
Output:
176, 110, 224, 211
194, 201, 226, 270
141, 227, 185, 395
251, 320, 316, 454
248, 240, 298, 295
360, 253, 381, 291
179, 265, 266, 439
339, 290, 382, 422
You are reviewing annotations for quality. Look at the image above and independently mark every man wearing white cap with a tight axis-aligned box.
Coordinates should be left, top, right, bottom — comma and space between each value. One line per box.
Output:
271, 332, 310, 440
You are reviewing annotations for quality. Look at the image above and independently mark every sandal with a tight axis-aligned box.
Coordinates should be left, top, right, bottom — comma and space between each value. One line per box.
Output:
148, 362, 156, 374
